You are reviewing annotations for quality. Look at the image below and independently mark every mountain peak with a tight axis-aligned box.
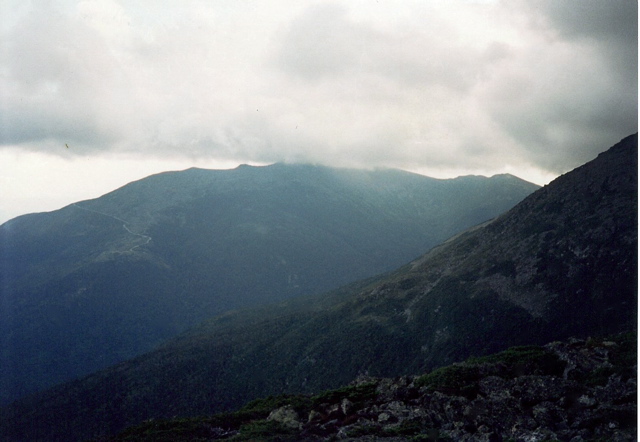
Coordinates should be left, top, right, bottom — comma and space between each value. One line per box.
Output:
0, 160, 539, 406
0, 134, 635, 441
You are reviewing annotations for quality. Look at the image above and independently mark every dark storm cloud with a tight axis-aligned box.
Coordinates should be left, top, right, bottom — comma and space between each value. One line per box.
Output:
524, 0, 637, 92
547, 0, 637, 113
483, 0, 638, 172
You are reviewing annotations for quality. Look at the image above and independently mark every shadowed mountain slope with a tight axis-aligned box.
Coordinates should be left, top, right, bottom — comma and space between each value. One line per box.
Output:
111, 332, 638, 441
1, 135, 635, 441
0, 164, 537, 405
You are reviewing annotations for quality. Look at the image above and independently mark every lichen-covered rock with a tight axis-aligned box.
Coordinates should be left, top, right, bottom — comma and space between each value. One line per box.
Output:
341, 398, 354, 416
266, 405, 302, 429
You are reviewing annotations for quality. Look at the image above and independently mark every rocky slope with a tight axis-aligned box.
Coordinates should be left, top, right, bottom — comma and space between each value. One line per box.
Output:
109, 332, 636, 441
0, 134, 635, 441
0, 164, 537, 404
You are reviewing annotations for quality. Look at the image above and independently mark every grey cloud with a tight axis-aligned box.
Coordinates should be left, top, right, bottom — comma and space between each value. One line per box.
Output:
0, 104, 116, 149
536, 0, 637, 43
484, 0, 638, 173
1, 1, 636, 182
517, 0, 637, 86
274, 3, 485, 93
0, 3, 132, 150
273, 1, 636, 175
486, 72, 636, 173
274, 4, 362, 79
492, 113, 634, 173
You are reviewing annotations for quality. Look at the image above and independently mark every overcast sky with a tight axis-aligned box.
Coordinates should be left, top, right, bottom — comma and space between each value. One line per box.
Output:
1, 0, 637, 224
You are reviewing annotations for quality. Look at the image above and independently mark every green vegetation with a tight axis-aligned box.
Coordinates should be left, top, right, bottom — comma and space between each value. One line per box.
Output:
104, 332, 636, 441
416, 345, 566, 398
112, 417, 223, 441
466, 345, 566, 377
108, 384, 379, 441
236, 394, 312, 418
416, 363, 481, 398
310, 382, 377, 406
111, 344, 570, 440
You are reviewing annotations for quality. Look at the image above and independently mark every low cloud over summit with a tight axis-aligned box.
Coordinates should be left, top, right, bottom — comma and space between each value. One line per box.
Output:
0, 0, 636, 222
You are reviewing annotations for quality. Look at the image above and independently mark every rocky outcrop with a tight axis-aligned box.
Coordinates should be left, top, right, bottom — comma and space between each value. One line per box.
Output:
108, 333, 636, 441
296, 338, 636, 441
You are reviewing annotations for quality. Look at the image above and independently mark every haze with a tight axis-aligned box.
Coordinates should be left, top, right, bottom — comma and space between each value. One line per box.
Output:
0, 0, 637, 224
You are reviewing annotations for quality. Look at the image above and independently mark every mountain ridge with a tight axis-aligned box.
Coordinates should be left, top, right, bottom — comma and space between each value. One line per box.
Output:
0, 163, 538, 405
1, 134, 634, 441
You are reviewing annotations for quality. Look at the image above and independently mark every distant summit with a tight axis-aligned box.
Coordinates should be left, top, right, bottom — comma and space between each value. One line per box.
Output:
0, 163, 537, 405
2, 135, 634, 441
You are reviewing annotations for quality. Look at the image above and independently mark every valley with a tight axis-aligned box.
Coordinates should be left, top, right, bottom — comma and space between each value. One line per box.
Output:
0, 134, 635, 441
0, 163, 538, 405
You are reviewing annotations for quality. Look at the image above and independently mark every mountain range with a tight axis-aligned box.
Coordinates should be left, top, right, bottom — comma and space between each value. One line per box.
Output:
1, 134, 635, 441
0, 163, 537, 405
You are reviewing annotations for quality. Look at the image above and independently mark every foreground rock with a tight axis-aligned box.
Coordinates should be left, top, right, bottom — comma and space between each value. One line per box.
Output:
109, 332, 636, 441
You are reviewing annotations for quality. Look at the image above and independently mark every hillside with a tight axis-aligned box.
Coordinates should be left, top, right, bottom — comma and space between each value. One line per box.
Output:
0, 164, 537, 405
1, 135, 635, 441
109, 332, 637, 441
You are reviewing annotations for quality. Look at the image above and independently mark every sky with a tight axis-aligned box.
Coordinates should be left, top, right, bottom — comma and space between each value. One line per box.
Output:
0, 0, 637, 224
